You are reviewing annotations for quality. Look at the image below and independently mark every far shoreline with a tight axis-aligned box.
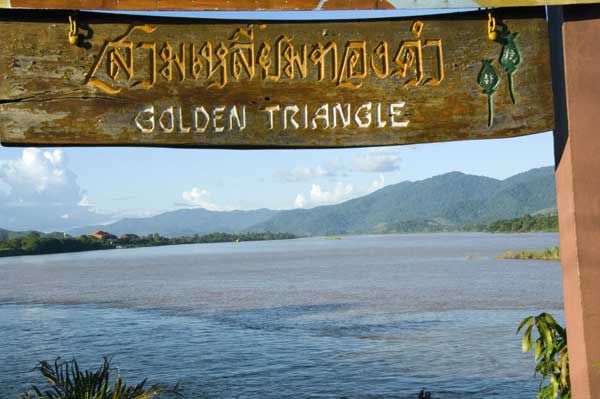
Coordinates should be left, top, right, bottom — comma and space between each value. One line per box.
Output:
0, 232, 297, 259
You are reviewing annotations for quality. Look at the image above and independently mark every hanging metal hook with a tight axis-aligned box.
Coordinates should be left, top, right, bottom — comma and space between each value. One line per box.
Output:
68, 15, 78, 45
487, 12, 497, 41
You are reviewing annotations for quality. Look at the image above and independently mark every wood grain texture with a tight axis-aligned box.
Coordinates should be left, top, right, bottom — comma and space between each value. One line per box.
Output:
0, 0, 598, 10
0, 9, 554, 148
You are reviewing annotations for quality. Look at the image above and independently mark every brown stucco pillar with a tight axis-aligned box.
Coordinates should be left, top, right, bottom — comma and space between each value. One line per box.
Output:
551, 5, 600, 399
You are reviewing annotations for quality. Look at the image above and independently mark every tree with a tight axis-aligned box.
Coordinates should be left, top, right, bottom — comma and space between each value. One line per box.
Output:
517, 313, 570, 399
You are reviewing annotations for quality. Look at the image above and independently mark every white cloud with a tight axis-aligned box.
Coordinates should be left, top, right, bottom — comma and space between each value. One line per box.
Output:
78, 194, 94, 207
280, 150, 399, 185
0, 148, 105, 231
294, 182, 354, 208
292, 173, 389, 209
310, 183, 353, 205
280, 165, 331, 182
368, 174, 385, 193
294, 194, 306, 208
181, 187, 220, 210
352, 148, 401, 173
0, 148, 80, 204
43, 149, 63, 166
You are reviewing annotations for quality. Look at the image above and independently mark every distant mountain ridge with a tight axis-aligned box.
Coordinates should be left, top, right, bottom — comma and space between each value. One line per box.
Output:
68, 208, 279, 237
0, 229, 66, 240
67, 166, 556, 237
248, 166, 557, 236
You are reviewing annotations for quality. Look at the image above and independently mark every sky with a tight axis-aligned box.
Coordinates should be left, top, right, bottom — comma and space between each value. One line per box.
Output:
0, 9, 557, 232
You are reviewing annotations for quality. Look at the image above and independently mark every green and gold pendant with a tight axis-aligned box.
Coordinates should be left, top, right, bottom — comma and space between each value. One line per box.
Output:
499, 31, 521, 105
478, 59, 501, 128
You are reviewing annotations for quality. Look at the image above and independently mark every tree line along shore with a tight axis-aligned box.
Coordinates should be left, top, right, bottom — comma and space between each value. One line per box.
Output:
0, 213, 558, 258
0, 231, 297, 258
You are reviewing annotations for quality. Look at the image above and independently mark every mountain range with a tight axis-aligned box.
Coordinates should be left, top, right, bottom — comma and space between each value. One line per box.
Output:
67, 166, 557, 237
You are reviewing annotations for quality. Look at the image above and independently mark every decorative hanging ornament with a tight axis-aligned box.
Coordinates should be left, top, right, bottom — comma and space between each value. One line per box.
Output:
478, 59, 501, 128
499, 31, 521, 105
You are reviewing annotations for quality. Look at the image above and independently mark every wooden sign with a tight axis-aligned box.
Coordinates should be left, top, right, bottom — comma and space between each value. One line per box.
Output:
0, 0, 597, 10
0, 8, 553, 148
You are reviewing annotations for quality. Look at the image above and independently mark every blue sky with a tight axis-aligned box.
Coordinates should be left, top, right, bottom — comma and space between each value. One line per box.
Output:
0, 9, 556, 231
0, 133, 555, 230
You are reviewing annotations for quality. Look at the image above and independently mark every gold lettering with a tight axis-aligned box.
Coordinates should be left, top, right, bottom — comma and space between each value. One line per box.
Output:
370, 42, 389, 79
338, 41, 368, 88
89, 23, 445, 95
230, 27, 255, 80
283, 41, 308, 80
310, 42, 338, 82
190, 43, 204, 80
87, 25, 157, 94
132, 42, 156, 89
201, 42, 229, 89
257, 42, 273, 80
159, 42, 186, 82
392, 21, 444, 87
393, 21, 424, 86
423, 38, 445, 86
108, 43, 133, 82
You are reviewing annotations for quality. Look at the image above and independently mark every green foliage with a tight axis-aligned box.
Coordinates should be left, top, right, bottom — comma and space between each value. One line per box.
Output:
485, 214, 558, 233
64, 167, 556, 238
251, 167, 557, 236
3, 167, 558, 239
0, 233, 109, 257
18, 357, 162, 399
517, 313, 570, 399
498, 246, 560, 261
0, 231, 297, 257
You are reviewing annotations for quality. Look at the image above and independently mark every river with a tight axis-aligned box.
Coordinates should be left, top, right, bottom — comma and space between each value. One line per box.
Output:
0, 233, 562, 398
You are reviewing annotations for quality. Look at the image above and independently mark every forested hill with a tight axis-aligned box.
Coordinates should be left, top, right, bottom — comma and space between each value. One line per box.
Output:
248, 166, 557, 236
68, 208, 279, 237
68, 166, 556, 237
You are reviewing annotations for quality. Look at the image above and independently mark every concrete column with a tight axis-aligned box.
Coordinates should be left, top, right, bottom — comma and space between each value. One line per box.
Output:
552, 5, 600, 399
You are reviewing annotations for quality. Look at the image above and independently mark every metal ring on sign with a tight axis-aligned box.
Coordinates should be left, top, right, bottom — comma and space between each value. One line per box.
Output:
68, 15, 78, 45
487, 12, 497, 41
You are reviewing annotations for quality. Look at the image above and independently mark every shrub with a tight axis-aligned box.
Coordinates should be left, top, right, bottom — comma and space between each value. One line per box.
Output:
517, 313, 570, 399
19, 357, 162, 399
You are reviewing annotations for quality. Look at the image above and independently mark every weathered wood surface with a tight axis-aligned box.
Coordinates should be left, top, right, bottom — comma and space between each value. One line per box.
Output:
0, 0, 598, 10
0, 9, 554, 148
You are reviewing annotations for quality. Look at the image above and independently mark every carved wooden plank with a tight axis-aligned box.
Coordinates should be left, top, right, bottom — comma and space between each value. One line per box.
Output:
0, 0, 598, 10
0, 9, 554, 148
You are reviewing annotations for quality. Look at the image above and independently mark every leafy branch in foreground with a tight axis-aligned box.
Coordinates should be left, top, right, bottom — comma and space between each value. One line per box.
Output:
19, 357, 165, 399
517, 313, 570, 399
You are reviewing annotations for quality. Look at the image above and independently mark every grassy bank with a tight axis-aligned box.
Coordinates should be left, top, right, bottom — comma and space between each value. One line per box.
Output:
498, 246, 560, 261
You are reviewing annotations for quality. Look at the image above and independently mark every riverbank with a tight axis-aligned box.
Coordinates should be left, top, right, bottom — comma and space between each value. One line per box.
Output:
0, 232, 297, 258
498, 246, 560, 261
